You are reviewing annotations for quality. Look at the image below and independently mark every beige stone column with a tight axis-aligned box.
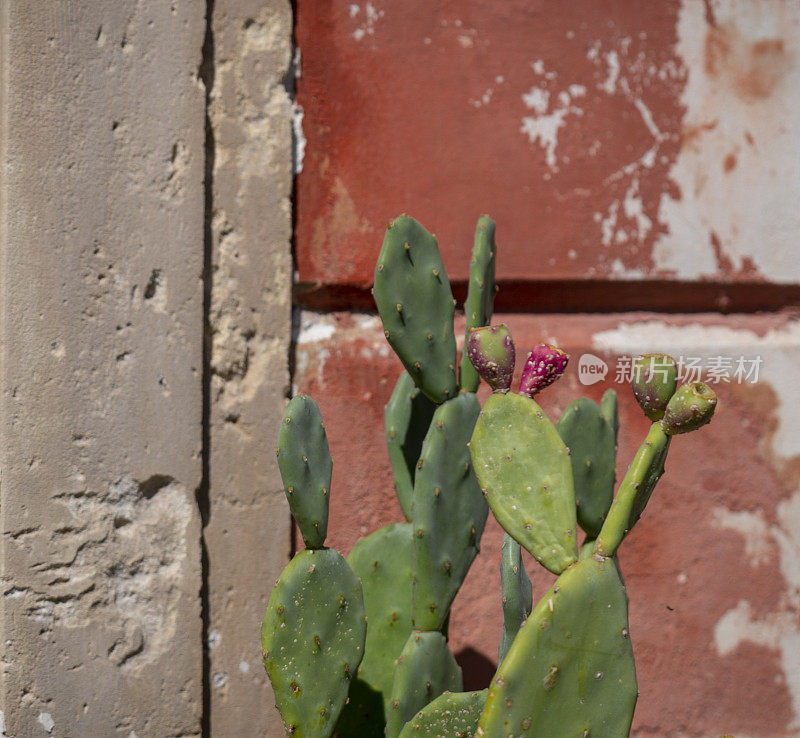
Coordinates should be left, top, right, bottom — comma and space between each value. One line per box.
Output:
206, 1, 293, 735
0, 2, 206, 735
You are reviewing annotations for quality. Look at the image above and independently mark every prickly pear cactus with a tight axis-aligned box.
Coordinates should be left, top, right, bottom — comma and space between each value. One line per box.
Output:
276, 394, 332, 549
470, 391, 577, 574
373, 215, 458, 403
556, 397, 616, 539
398, 689, 488, 738
385, 372, 437, 521
460, 215, 498, 393
411, 392, 487, 631
335, 523, 415, 735
498, 533, 532, 663
261, 548, 367, 737
476, 555, 637, 738
386, 631, 463, 738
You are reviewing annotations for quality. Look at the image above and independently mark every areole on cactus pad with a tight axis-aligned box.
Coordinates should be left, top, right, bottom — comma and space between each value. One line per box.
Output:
260, 213, 719, 738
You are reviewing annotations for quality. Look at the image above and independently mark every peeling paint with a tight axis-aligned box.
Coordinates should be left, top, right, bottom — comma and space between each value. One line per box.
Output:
654, 0, 800, 281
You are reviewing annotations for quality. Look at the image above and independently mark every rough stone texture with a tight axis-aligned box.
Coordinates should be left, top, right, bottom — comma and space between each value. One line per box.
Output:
0, 2, 205, 736
295, 0, 800, 289
296, 310, 800, 738
206, 1, 293, 735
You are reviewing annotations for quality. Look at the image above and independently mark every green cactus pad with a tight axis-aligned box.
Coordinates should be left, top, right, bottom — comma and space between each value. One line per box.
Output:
470, 392, 578, 574
277, 394, 332, 549
600, 388, 620, 444
460, 215, 498, 393
261, 548, 367, 737
398, 689, 488, 738
412, 392, 488, 631
557, 398, 617, 539
476, 555, 637, 738
385, 372, 438, 521
337, 522, 415, 734
499, 534, 533, 663
386, 631, 463, 738
374, 215, 458, 404
596, 422, 671, 558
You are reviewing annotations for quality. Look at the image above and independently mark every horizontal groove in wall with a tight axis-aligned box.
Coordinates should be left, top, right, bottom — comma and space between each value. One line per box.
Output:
294, 279, 800, 315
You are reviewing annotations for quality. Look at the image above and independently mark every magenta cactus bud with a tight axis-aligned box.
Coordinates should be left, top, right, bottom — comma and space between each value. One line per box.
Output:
466, 324, 516, 392
518, 344, 569, 397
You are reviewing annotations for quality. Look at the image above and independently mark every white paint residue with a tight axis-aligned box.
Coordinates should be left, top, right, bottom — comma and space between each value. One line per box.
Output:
292, 103, 306, 174
600, 50, 620, 93
0, 711, 6, 738
712, 507, 774, 567
351, 3, 384, 41
298, 315, 337, 344
520, 62, 586, 172
239, 659, 251, 673
208, 628, 221, 649
653, 0, 800, 280
38, 713, 54, 733
522, 87, 549, 114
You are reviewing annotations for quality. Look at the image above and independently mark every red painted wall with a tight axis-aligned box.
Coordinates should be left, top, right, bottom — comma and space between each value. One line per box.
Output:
294, 2, 800, 735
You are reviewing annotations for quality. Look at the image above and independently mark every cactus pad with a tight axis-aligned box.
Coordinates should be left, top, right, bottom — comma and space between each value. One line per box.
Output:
498, 534, 532, 663
470, 392, 578, 574
374, 216, 457, 403
340, 522, 415, 733
596, 422, 671, 558
398, 690, 488, 738
386, 631, 463, 738
476, 555, 637, 737
600, 388, 620, 444
557, 398, 617, 539
385, 372, 438, 521
412, 392, 488, 631
460, 215, 498, 393
277, 394, 332, 549
261, 548, 366, 737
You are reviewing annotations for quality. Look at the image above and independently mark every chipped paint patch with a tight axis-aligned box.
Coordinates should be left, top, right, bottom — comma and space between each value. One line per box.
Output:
712, 506, 774, 567
520, 61, 586, 171
350, 3, 384, 41
654, 0, 800, 281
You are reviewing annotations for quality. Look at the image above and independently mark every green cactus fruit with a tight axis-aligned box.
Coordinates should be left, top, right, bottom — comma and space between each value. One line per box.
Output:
630, 354, 678, 421
412, 393, 488, 631
595, 422, 671, 558
661, 381, 718, 435
398, 689, 488, 738
476, 555, 637, 738
470, 392, 578, 574
556, 398, 617, 539
600, 388, 620, 444
460, 215, 498, 393
498, 534, 532, 663
261, 548, 367, 737
465, 325, 516, 393
337, 523, 415, 734
374, 215, 457, 403
385, 372, 438, 521
277, 394, 332, 549
386, 631, 463, 738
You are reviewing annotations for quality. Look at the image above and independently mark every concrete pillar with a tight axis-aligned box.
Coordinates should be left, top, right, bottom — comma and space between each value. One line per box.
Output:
206, 1, 293, 735
0, 2, 205, 735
